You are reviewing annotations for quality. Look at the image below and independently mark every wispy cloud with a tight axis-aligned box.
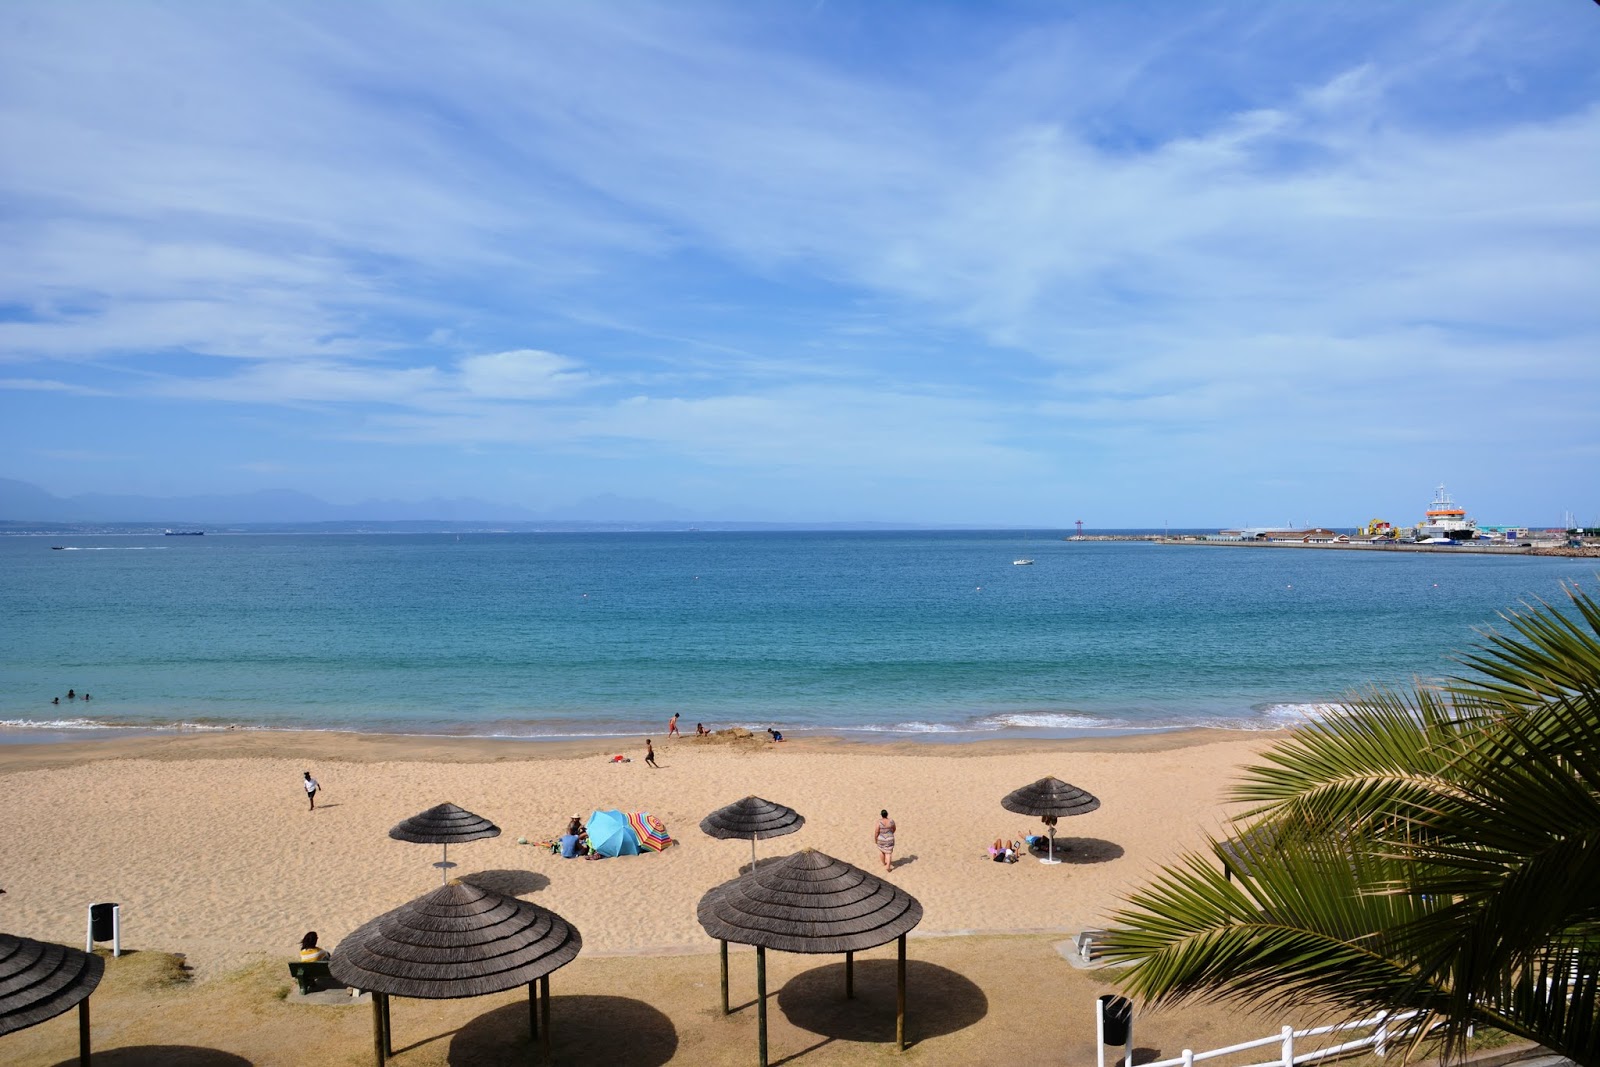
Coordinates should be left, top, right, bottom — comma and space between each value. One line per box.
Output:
1, 2, 1595, 521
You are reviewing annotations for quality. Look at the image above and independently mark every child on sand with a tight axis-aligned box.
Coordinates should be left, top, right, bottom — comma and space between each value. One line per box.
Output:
645, 739, 658, 768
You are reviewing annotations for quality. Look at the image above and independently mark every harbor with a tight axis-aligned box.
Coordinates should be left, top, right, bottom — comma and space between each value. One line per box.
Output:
1071, 484, 1600, 557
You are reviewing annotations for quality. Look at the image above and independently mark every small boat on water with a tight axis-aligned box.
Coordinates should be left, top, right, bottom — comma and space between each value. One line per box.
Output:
1013, 558, 1034, 566
164, 529, 204, 536
51, 545, 65, 550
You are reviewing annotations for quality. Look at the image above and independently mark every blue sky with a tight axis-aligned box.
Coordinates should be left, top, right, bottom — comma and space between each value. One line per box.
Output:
2, 1, 1596, 526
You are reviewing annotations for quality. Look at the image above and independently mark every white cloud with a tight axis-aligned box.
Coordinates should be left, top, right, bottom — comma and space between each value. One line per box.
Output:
458, 349, 589, 400
0, 2, 1594, 520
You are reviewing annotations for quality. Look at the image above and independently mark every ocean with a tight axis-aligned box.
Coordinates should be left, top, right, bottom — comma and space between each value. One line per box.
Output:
2, 531, 1593, 742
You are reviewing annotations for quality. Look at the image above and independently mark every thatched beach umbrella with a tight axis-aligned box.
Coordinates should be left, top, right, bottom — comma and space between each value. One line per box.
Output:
1001, 775, 1101, 865
700, 795, 805, 869
698, 849, 923, 1066
0, 932, 104, 1065
389, 803, 500, 884
331, 879, 581, 1066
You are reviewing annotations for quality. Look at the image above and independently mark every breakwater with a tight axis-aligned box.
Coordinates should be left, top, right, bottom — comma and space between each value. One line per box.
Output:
1147, 538, 1600, 558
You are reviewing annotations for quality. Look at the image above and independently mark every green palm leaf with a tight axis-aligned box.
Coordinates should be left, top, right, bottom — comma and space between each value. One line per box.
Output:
1104, 582, 1600, 1065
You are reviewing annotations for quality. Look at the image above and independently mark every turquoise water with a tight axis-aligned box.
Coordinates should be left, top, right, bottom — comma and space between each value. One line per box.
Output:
1, 531, 1593, 740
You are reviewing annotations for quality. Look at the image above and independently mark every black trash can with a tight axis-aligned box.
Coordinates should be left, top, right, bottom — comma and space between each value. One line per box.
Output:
90, 902, 118, 942
1099, 994, 1132, 1045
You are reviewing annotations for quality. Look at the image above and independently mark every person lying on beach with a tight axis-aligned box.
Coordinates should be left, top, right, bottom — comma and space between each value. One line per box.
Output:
989, 839, 1020, 863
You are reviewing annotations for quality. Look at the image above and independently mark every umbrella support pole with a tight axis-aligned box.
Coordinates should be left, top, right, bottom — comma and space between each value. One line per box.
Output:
720, 940, 730, 1014
382, 992, 393, 1056
751, 837, 757, 871
540, 974, 551, 1062
757, 945, 768, 1067
1039, 829, 1063, 865
371, 993, 386, 1066
845, 950, 854, 998
897, 933, 907, 1052
528, 979, 537, 1040
79, 996, 90, 1066
432, 844, 457, 883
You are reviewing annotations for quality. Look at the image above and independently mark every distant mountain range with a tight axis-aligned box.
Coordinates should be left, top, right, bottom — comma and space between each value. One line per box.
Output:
0, 477, 698, 525
0, 478, 940, 531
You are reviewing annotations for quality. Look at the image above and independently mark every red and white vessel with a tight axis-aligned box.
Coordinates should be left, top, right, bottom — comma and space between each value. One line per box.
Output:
1416, 484, 1478, 541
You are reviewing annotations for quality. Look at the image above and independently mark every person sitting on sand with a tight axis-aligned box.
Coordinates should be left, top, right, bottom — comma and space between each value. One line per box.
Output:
767, 728, 784, 742
560, 814, 589, 857
696, 722, 708, 736
300, 931, 330, 962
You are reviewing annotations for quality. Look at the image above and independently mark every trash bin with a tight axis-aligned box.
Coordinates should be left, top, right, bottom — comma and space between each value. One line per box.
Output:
89, 902, 119, 942
1099, 994, 1132, 1045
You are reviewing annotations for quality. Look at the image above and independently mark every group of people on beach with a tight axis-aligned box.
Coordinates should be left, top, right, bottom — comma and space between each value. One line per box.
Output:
50, 688, 90, 705
644, 717, 788, 765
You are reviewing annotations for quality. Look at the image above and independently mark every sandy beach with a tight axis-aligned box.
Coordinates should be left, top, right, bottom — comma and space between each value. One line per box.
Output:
0, 727, 1301, 1065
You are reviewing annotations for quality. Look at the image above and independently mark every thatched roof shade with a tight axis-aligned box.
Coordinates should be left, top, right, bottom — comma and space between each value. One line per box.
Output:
330, 881, 580, 1000
388, 803, 500, 844
1217, 820, 1285, 874
700, 796, 805, 841
1001, 776, 1101, 818
697, 849, 922, 954
0, 933, 103, 1037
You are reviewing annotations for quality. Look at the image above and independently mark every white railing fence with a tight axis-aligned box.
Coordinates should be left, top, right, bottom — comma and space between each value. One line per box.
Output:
1096, 999, 1422, 1067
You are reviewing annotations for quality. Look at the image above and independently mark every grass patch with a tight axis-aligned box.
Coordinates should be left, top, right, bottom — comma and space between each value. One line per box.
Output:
100, 949, 192, 990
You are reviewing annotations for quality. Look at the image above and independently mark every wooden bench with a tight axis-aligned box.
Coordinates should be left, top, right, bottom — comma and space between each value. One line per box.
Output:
287, 959, 332, 995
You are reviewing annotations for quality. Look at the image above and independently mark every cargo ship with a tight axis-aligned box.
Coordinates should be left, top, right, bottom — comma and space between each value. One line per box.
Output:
1415, 484, 1478, 542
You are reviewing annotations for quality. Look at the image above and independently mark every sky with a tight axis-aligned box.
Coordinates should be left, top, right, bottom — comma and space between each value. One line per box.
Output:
1, 2, 1597, 527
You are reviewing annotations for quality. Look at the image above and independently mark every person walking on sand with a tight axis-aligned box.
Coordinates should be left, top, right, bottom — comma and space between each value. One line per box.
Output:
645, 739, 658, 768
303, 771, 320, 811
874, 809, 896, 871
667, 712, 680, 738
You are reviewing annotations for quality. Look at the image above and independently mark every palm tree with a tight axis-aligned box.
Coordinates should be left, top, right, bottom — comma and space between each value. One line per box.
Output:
1100, 583, 1600, 1065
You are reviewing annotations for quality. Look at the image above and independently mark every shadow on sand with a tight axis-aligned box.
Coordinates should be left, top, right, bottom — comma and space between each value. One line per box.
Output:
1032, 837, 1124, 864
460, 869, 550, 896
774, 957, 987, 1056
449, 993, 677, 1066
48, 1047, 251, 1066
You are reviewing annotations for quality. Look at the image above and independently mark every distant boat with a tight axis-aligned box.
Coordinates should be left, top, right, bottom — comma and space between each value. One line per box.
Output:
1013, 558, 1034, 566
164, 529, 204, 536
51, 545, 65, 550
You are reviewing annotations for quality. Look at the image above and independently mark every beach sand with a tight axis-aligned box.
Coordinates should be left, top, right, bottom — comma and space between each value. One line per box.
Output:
0, 727, 1298, 1065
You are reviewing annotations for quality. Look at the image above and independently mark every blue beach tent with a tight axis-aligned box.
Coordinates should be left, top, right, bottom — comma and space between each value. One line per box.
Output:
586, 809, 641, 857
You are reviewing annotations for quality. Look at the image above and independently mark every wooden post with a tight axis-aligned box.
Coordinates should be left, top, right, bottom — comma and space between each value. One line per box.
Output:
78, 997, 91, 1066
757, 945, 768, 1067
382, 992, 393, 1056
371, 993, 386, 1066
896, 933, 907, 1051
540, 974, 551, 1062
720, 940, 730, 1014
528, 979, 538, 1038
845, 950, 854, 998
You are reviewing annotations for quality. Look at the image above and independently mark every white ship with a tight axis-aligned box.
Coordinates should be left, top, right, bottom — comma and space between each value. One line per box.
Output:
1415, 484, 1478, 541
